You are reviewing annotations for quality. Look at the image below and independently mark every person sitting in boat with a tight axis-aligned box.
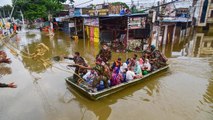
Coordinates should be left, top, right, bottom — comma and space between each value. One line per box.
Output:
111, 67, 123, 86
64, 52, 88, 79
92, 59, 111, 89
82, 70, 98, 85
122, 68, 128, 82
149, 45, 168, 71
96, 43, 112, 66
119, 63, 128, 82
119, 63, 128, 74
126, 67, 136, 81
111, 57, 122, 73
134, 61, 143, 78
138, 58, 144, 68
0, 51, 11, 64
141, 46, 151, 60
125, 58, 131, 65
133, 54, 138, 60
142, 59, 151, 75
73, 59, 111, 90
128, 54, 138, 69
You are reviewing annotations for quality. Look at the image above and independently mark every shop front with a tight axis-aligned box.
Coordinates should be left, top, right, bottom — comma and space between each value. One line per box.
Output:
99, 15, 127, 52
127, 14, 149, 52
84, 17, 100, 43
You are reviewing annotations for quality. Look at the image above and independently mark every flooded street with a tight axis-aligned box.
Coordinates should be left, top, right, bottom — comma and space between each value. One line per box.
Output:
0, 29, 213, 120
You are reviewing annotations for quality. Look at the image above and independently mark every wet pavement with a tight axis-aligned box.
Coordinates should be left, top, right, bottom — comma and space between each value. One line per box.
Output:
0, 29, 212, 120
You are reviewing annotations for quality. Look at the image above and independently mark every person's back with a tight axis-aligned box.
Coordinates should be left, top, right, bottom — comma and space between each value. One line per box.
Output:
126, 69, 135, 81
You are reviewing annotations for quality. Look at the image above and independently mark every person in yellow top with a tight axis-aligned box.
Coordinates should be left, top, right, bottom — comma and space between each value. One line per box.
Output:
0, 21, 3, 28
0, 21, 3, 38
5, 22, 11, 35
5, 22, 10, 29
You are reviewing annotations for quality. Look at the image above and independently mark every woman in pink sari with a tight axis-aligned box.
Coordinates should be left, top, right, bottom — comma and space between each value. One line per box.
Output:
111, 67, 123, 86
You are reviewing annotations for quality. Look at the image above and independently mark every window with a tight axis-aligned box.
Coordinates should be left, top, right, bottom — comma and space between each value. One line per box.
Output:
211, 10, 213, 17
200, 0, 209, 23
212, 0, 213, 3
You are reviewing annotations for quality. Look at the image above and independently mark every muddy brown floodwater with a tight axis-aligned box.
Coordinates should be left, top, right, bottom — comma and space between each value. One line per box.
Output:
0, 29, 212, 120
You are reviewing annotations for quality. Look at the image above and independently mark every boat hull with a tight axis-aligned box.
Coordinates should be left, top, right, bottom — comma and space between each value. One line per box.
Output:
65, 65, 169, 100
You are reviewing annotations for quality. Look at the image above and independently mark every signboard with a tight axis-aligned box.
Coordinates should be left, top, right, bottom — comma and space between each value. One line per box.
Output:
69, 23, 75, 28
128, 17, 146, 29
88, 9, 109, 16
84, 18, 99, 26
74, 8, 82, 16
69, 8, 74, 17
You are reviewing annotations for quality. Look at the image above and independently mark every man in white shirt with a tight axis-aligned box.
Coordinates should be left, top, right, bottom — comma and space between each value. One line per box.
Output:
83, 70, 98, 84
126, 67, 136, 81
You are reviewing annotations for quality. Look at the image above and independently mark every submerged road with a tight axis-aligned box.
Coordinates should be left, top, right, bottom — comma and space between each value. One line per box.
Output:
0, 29, 212, 120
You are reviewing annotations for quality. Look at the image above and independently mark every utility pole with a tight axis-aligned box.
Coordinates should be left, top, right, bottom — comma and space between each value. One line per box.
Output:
0, 8, 2, 17
156, 1, 161, 49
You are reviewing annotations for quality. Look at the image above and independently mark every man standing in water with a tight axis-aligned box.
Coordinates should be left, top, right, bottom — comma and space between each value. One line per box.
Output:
64, 52, 88, 79
0, 51, 11, 64
0, 82, 17, 88
0, 51, 17, 88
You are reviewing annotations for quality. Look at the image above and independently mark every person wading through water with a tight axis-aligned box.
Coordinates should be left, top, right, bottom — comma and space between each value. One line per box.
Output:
0, 51, 11, 64
0, 51, 17, 88
64, 52, 88, 80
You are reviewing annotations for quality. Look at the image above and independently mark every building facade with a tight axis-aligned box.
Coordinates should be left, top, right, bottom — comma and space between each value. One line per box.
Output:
196, 0, 213, 26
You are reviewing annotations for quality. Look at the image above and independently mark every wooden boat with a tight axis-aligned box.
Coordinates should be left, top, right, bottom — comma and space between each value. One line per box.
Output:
65, 65, 169, 100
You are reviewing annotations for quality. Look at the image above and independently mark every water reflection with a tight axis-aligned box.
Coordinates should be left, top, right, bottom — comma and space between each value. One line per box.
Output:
0, 65, 12, 77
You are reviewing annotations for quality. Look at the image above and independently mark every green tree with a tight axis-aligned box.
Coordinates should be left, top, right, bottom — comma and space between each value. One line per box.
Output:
13, 0, 68, 22
111, 2, 129, 9
0, 5, 12, 18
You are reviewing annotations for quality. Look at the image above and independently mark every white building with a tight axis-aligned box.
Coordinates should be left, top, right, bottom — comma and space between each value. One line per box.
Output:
195, 0, 213, 26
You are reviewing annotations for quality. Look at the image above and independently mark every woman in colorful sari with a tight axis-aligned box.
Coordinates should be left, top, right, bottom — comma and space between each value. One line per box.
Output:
134, 61, 143, 78
138, 58, 144, 68
142, 59, 151, 75
111, 67, 123, 86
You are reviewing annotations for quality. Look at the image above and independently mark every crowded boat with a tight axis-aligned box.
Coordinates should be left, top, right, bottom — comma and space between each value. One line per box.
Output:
66, 44, 168, 92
